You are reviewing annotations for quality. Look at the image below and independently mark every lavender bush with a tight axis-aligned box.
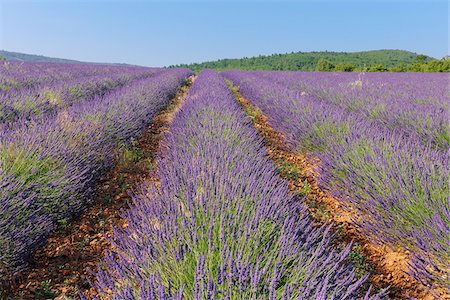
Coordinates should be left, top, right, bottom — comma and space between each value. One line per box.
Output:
87, 70, 385, 299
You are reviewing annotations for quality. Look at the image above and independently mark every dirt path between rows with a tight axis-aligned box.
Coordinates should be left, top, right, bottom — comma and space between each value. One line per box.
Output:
228, 82, 444, 300
5, 77, 195, 300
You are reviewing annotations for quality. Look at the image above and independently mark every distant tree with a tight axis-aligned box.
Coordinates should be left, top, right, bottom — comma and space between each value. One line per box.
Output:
425, 58, 450, 72
367, 64, 388, 72
0, 56, 5, 61
334, 63, 356, 72
170, 50, 434, 73
315, 58, 334, 71
409, 62, 426, 72
391, 62, 408, 72
406, 54, 429, 72
413, 54, 428, 64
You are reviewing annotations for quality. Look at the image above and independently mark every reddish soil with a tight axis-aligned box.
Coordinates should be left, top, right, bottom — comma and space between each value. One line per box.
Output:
230, 84, 447, 300
5, 77, 194, 300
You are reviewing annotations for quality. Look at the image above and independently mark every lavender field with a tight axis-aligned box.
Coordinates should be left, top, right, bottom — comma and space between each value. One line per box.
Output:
0, 62, 448, 299
0, 61, 193, 281
223, 71, 449, 291
86, 70, 386, 299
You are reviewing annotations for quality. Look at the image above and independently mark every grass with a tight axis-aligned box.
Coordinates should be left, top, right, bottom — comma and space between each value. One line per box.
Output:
76, 237, 91, 252
101, 194, 114, 205
349, 243, 373, 278
299, 179, 312, 196
244, 105, 262, 121
117, 174, 127, 191
57, 219, 69, 233
35, 280, 56, 299
277, 159, 301, 181
120, 142, 143, 166
228, 82, 263, 123
307, 199, 330, 222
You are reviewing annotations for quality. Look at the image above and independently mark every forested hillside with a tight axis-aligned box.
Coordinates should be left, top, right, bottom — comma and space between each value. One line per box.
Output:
172, 50, 448, 72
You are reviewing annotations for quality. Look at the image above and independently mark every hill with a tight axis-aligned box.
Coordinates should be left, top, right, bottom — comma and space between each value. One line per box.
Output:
172, 50, 435, 72
0, 50, 137, 66
0, 50, 83, 64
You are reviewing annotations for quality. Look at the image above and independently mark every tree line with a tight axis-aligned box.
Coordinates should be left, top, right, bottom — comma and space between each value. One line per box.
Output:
172, 50, 449, 73
315, 55, 449, 72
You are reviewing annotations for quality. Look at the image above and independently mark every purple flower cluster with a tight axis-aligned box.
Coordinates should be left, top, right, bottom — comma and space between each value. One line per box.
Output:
0, 66, 193, 281
87, 70, 385, 299
222, 70, 449, 288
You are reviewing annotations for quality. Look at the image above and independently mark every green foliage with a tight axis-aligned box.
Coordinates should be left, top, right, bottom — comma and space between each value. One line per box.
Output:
146, 190, 303, 299
277, 160, 301, 180
307, 200, 330, 221
243, 105, 261, 122
43, 89, 63, 106
119, 142, 143, 167
378, 55, 448, 72
423, 58, 450, 72
315, 58, 334, 72
301, 120, 350, 153
101, 194, 114, 205
35, 280, 57, 299
334, 62, 356, 72
0, 83, 11, 92
391, 62, 408, 72
349, 243, 372, 278
0, 145, 63, 198
173, 50, 449, 73
367, 64, 388, 72
68, 86, 84, 99
332, 137, 448, 234
57, 218, 69, 233
0, 56, 5, 61
172, 50, 436, 72
413, 54, 428, 64
409, 62, 426, 72
299, 179, 312, 197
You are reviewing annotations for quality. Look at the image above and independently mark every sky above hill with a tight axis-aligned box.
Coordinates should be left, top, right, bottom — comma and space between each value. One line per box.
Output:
0, 0, 448, 67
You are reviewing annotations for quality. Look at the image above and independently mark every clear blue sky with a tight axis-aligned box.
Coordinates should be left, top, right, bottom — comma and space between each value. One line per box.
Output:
0, 0, 448, 67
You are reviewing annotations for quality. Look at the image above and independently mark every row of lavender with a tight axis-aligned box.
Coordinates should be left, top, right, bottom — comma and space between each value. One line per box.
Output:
0, 67, 193, 282
86, 70, 386, 299
0, 61, 156, 92
254, 71, 449, 149
1, 63, 161, 124
222, 71, 449, 289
